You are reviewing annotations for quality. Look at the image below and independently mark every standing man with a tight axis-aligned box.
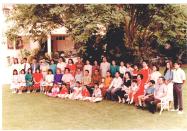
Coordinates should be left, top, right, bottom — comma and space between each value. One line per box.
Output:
172, 61, 186, 114
31, 58, 40, 73
100, 57, 110, 78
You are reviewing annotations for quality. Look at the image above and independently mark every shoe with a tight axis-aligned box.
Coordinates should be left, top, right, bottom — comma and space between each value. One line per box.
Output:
171, 109, 179, 112
27, 91, 30, 94
178, 111, 183, 115
18, 92, 22, 94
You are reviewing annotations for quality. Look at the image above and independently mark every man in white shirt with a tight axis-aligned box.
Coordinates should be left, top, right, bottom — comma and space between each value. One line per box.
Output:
145, 76, 167, 113
172, 61, 186, 114
106, 72, 123, 100
100, 57, 110, 78
22, 58, 31, 72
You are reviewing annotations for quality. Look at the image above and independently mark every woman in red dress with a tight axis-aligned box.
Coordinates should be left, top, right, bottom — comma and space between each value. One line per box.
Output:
66, 58, 76, 76
133, 74, 145, 107
139, 61, 151, 84
33, 68, 43, 92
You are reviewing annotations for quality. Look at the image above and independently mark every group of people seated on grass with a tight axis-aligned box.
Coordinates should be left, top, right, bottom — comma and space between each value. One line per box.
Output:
10, 56, 186, 114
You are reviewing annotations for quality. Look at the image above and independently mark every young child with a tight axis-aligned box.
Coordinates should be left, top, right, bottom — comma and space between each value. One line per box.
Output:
89, 83, 103, 103
47, 83, 60, 97
81, 85, 90, 101
137, 80, 155, 108
58, 84, 69, 99
25, 68, 33, 93
68, 81, 83, 100
44, 69, 54, 94
11, 69, 19, 93
18, 69, 26, 94
33, 68, 43, 93
127, 80, 138, 104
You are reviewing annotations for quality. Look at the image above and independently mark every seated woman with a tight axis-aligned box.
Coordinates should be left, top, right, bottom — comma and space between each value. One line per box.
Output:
137, 80, 155, 109
54, 68, 63, 87
47, 83, 60, 97
58, 84, 69, 99
32, 68, 43, 93
61, 68, 75, 93
75, 68, 83, 83
82, 70, 92, 96
68, 81, 83, 100
100, 71, 112, 98
115, 72, 132, 103
44, 69, 54, 94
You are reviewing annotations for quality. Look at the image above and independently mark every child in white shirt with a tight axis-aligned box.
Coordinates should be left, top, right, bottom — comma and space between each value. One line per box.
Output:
11, 69, 19, 93
18, 69, 26, 94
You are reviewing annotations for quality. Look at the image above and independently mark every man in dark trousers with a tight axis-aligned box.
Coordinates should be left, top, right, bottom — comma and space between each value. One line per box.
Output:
171, 61, 186, 114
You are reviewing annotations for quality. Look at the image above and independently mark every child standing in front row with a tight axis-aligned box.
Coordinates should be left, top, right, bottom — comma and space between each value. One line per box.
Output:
18, 69, 26, 94
25, 68, 33, 93
127, 80, 138, 104
11, 69, 19, 93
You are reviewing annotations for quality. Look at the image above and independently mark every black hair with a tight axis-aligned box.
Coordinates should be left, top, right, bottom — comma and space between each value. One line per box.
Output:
48, 69, 53, 74
132, 80, 137, 83
152, 65, 159, 71
149, 80, 155, 84
85, 70, 89, 73
125, 71, 132, 79
21, 69, 26, 74
68, 58, 74, 64
13, 69, 18, 75
65, 68, 70, 72
137, 74, 144, 79
159, 76, 165, 81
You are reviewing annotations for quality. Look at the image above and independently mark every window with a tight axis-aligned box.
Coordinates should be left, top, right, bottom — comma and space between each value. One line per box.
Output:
56, 36, 65, 40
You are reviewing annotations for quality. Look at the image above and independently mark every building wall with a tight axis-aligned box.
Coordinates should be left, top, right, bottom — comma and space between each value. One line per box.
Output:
52, 35, 74, 52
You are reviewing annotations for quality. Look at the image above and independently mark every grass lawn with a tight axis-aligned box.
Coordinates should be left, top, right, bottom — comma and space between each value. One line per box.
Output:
2, 68, 187, 130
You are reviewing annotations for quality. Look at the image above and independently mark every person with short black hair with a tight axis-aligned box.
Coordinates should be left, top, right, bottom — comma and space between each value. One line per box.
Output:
106, 71, 123, 101
137, 80, 155, 109
172, 61, 186, 114
22, 57, 31, 72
